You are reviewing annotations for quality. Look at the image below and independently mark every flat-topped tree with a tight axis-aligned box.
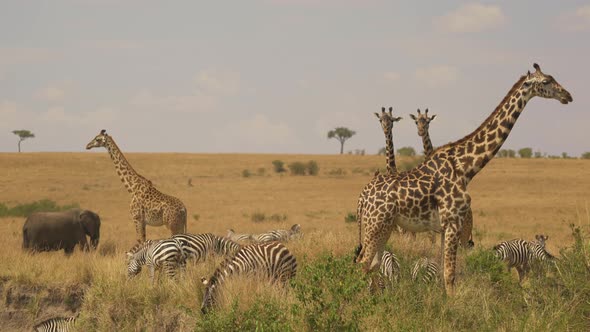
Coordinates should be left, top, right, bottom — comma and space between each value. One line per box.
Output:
12, 130, 35, 153
355, 64, 572, 295
328, 127, 356, 155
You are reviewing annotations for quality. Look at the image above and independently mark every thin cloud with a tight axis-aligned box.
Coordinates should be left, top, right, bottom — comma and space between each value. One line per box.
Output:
435, 3, 507, 33
195, 68, 241, 96
383, 71, 401, 82
36, 86, 67, 102
414, 65, 459, 88
556, 5, 590, 31
216, 113, 297, 151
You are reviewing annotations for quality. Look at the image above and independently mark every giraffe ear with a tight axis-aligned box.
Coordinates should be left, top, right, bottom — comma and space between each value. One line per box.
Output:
374, 112, 381, 119
393, 117, 402, 122
429, 114, 437, 121
409, 114, 417, 120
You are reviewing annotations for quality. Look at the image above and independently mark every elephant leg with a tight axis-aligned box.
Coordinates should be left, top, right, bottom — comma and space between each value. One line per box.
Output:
64, 244, 75, 255
79, 235, 90, 252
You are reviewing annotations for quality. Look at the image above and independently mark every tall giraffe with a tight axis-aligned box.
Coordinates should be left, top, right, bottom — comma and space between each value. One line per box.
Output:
375, 106, 402, 175
409, 109, 474, 247
355, 64, 572, 294
86, 130, 188, 243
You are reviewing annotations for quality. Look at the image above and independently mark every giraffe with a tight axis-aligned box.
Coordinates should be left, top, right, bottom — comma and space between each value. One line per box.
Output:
86, 130, 188, 243
409, 109, 474, 248
355, 64, 572, 295
375, 106, 402, 175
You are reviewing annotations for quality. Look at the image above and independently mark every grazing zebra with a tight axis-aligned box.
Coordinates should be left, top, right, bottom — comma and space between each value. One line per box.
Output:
411, 257, 440, 283
173, 233, 241, 262
494, 234, 555, 282
369, 250, 402, 292
226, 229, 252, 242
250, 224, 302, 243
126, 238, 185, 282
33, 314, 77, 332
200, 241, 297, 314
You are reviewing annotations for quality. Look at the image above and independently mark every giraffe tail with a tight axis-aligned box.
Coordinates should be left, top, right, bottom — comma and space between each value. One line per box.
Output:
353, 244, 363, 263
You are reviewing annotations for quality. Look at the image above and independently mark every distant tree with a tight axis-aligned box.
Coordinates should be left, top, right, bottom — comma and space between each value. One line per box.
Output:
534, 151, 544, 158
562, 152, 569, 159
498, 149, 516, 158
397, 146, 416, 157
12, 130, 35, 153
327, 127, 356, 155
272, 160, 286, 173
581, 152, 590, 160
518, 147, 533, 158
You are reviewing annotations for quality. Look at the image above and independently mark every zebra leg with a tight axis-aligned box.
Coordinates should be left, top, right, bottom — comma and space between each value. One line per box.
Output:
516, 265, 525, 283
148, 263, 155, 284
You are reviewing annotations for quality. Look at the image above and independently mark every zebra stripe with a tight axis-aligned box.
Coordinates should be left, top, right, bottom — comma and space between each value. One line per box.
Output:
226, 229, 252, 242
126, 238, 185, 282
173, 233, 241, 263
529, 234, 555, 262
411, 257, 439, 283
201, 241, 297, 313
251, 224, 302, 243
33, 315, 77, 332
380, 250, 401, 283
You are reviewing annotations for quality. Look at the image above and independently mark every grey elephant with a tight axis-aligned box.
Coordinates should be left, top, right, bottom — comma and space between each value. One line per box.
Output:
22, 209, 101, 255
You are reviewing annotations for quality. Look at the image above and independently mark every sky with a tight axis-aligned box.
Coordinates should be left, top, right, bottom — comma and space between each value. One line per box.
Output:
1, 1, 589, 156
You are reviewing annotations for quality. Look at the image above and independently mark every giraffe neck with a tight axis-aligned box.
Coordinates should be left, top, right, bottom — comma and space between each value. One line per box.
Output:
104, 137, 149, 193
421, 131, 434, 157
439, 75, 532, 182
384, 129, 397, 175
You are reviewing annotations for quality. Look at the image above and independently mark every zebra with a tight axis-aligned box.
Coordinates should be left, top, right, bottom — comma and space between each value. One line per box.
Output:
126, 238, 186, 283
411, 257, 440, 284
172, 233, 241, 263
369, 250, 402, 292
200, 241, 297, 314
33, 314, 78, 332
226, 229, 252, 242
250, 224, 302, 243
493, 234, 555, 282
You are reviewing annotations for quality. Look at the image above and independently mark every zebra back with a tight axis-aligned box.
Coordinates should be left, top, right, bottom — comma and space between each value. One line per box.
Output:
127, 239, 184, 280
173, 233, 241, 262
226, 229, 252, 242
201, 242, 297, 313
33, 315, 77, 332
411, 257, 439, 283
493, 239, 530, 269
251, 224, 302, 243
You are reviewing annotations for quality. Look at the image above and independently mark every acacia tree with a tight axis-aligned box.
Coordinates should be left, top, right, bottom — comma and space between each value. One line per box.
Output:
327, 127, 356, 155
518, 147, 533, 158
12, 130, 35, 153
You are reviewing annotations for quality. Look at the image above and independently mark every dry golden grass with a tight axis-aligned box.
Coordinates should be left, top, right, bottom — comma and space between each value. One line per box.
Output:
0, 152, 589, 330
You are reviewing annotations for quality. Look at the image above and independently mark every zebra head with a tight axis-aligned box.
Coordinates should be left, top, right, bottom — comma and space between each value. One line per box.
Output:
126, 252, 142, 278
200, 276, 218, 314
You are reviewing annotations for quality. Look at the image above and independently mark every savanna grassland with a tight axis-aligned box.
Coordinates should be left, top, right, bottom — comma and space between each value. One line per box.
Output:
0, 152, 589, 331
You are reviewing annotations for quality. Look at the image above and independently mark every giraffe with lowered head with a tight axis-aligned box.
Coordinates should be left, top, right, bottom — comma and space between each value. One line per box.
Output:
86, 130, 187, 243
409, 108, 474, 247
355, 64, 572, 295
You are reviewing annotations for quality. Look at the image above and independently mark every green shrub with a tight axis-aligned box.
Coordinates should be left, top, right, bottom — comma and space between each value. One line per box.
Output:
581, 152, 590, 159
193, 214, 200, 221
291, 253, 373, 331
288, 162, 307, 176
0, 199, 79, 217
306, 160, 319, 176
272, 160, 286, 173
464, 248, 513, 285
344, 212, 357, 223
241, 169, 251, 178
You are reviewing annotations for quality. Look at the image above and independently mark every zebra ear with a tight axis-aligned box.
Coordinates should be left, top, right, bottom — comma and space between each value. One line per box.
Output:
201, 277, 209, 285
126, 252, 133, 258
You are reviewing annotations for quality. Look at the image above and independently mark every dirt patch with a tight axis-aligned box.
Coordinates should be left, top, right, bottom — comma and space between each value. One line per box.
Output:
0, 278, 84, 331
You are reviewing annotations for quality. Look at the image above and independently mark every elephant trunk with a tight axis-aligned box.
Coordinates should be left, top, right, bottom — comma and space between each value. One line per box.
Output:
90, 236, 100, 250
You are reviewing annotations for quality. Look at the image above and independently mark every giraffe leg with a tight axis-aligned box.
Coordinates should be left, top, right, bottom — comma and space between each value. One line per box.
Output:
460, 208, 474, 248
442, 226, 460, 295
135, 219, 146, 243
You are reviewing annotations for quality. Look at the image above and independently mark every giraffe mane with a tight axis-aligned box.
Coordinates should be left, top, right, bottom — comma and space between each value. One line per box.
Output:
434, 74, 527, 153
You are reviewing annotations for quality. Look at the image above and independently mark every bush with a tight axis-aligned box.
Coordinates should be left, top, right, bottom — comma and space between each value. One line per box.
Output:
397, 146, 416, 157
98, 240, 117, 257
306, 160, 319, 176
518, 147, 533, 158
269, 214, 287, 222
251, 212, 266, 223
291, 253, 374, 331
581, 152, 590, 159
0, 199, 79, 217
193, 214, 200, 221
272, 160, 286, 173
288, 162, 307, 176
241, 169, 251, 178
328, 168, 347, 176
344, 212, 357, 223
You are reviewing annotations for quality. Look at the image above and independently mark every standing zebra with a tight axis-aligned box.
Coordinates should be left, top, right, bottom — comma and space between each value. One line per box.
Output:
33, 314, 78, 332
200, 241, 297, 314
411, 257, 440, 284
126, 238, 185, 283
493, 234, 555, 282
250, 224, 302, 243
173, 233, 241, 262
226, 229, 252, 242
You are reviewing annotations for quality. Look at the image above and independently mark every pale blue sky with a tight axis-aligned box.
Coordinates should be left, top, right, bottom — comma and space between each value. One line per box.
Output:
1, 1, 589, 156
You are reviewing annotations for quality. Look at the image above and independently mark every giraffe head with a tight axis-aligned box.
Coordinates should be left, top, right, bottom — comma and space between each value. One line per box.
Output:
409, 108, 436, 137
374, 107, 402, 133
522, 63, 572, 104
85, 129, 109, 150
